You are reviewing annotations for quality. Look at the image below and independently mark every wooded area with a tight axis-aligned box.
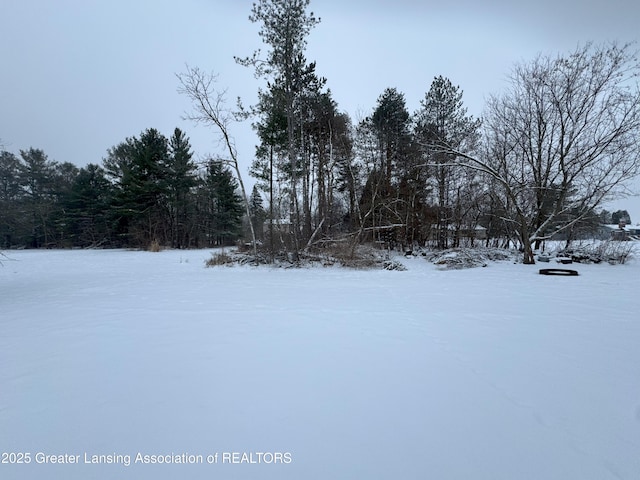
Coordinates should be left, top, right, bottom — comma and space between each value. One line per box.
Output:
0, 129, 246, 249
2, 1, 639, 264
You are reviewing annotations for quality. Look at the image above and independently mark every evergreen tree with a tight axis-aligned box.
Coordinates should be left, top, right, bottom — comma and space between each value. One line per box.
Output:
249, 184, 267, 241
301, 89, 351, 238
49, 161, 80, 246
63, 163, 113, 247
611, 210, 631, 225
370, 87, 412, 185
251, 85, 289, 256
0, 151, 23, 248
415, 76, 481, 248
237, 0, 321, 255
200, 160, 244, 246
357, 88, 413, 244
105, 129, 170, 247
18, 148, 57, 247
167, 128, 197, 248
1, 149, 85, 248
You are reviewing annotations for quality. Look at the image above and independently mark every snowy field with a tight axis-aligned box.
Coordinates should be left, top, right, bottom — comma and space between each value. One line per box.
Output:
1, 248, 639, 480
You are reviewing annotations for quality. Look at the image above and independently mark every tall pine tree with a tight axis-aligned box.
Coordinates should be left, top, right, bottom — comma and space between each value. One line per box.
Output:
105, 128, 170, 247
415, 76, 481, 248
199, 160, 244, 247
237, 0, 321, 256
167, 128, 197, 248
63, 163, 113, 247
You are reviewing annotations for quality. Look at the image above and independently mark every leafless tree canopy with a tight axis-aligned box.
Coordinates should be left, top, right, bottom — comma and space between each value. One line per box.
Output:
444, 42, 640, 263
177, 65, 257, 253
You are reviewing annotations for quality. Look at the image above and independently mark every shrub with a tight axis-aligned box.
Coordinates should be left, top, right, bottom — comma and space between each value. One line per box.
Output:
556, 241, 636, 265
205, 251, 235, 267
148, 240, 162, 252
383, 260, 407, 271
425, 247, 516, 269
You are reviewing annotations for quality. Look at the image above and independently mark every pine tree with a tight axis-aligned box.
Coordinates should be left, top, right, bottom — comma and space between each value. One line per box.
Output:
49, 161, 80, 246
415, 76, 481, 249
249, 185, 266, 241
105, 129, 170, 247
63, 163, 113, 247
200, 160, 244, 246
370, 88, 412, 185
237, 0, 321, 256
167, 128, 197, 248
0, 151, 23, 248
18, 148, 57, 247
611, 210, 631, 225
356, 88, 413, 245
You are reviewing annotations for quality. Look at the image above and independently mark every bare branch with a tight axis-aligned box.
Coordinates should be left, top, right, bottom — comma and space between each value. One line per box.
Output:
445, 42, 640, 263
177, 65, 257, 254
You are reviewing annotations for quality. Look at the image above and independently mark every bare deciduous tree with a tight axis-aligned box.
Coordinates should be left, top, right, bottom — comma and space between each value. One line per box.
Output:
177, 65, 257, 254
444, 42, 640, 263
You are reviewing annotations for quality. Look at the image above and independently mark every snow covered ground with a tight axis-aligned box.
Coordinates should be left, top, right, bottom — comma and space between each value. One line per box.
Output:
1, 248, 639, 480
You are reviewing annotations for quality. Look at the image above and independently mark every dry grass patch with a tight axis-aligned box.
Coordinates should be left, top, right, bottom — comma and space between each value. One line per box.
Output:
148, 240, 162, 252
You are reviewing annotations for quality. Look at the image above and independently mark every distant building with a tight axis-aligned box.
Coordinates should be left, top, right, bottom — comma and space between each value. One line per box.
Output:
601, 221, 640, 240
429, 225, 487, 242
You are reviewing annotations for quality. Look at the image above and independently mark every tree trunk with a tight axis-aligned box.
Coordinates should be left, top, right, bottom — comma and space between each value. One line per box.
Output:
437, 160, 448, 249
269, 145, 274, 263
521, 232, 536, 264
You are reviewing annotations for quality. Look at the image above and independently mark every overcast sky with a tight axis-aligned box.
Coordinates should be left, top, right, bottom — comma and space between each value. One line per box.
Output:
2, 0, 639, 218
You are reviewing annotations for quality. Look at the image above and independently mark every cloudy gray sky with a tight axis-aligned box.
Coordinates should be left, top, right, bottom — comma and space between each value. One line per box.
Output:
2, 0, 639, 218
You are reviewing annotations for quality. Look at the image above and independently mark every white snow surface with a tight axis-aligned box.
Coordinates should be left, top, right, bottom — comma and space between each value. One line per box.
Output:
1, 248, 639, 480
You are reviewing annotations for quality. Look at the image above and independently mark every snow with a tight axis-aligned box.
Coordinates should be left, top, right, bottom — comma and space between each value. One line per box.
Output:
1, 248, 639, 479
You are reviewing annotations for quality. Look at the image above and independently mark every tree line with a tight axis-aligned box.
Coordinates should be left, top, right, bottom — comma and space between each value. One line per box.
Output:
226, 0, 640, 263
3, 0, 639, 264
0, 128, 252, 249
